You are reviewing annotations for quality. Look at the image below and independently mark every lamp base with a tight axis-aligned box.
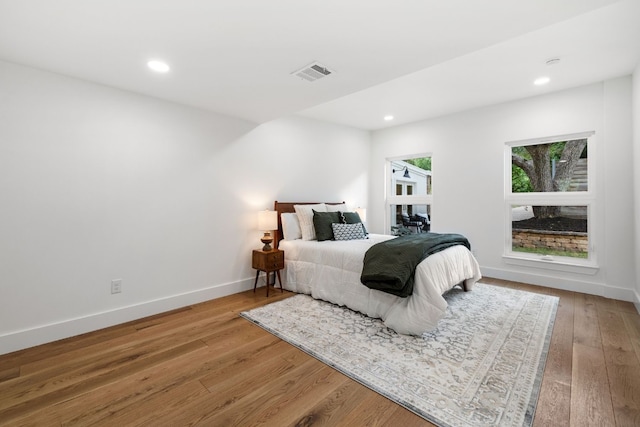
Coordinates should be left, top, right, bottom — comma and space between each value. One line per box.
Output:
260, 232, 273, 251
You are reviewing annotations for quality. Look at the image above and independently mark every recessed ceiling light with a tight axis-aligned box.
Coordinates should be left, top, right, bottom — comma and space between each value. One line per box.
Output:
384, 115, 394, 121
534, 76, 550, 86
147, 60, 170, 73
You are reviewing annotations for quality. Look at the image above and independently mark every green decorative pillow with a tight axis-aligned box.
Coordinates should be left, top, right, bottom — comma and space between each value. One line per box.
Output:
340, 211, 368, 235
313, 210, 342, 241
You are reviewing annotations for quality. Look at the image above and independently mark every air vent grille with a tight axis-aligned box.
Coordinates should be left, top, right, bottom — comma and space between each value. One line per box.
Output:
292, 62, 334, 82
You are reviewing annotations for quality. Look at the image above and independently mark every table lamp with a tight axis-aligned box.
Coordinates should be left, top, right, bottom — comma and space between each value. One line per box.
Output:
258, 210, 278, 251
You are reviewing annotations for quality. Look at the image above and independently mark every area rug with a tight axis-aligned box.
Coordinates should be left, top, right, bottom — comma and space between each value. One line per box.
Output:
240, 283, 558, 427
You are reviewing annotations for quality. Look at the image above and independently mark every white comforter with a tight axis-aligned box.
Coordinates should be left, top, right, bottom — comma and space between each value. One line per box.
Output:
279, 234, 482, 335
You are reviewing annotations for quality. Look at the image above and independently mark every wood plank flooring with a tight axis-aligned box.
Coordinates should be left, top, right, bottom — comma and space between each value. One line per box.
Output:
1, 278, 639, 426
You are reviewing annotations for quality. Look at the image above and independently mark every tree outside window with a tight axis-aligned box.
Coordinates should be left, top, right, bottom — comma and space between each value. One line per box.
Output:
506, 133, 594, 264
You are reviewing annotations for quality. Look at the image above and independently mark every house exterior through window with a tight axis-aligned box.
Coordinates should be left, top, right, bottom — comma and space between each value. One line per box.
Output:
387, 157, 432, 235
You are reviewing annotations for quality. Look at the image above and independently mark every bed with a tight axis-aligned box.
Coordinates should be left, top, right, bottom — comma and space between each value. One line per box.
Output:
274, 201, 482, 335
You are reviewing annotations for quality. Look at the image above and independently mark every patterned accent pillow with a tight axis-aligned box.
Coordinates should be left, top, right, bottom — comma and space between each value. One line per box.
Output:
332, 223, 366, 241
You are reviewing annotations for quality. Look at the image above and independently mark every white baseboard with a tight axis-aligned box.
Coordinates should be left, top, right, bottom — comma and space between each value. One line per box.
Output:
0, 277, 256, 356
481, 266, 638, 303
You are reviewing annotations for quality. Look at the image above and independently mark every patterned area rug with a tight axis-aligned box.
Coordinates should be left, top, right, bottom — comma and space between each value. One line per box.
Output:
240, 283, 558, 427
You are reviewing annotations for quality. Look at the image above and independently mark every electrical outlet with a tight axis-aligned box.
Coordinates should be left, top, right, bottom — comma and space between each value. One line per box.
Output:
111, 279, 122, 294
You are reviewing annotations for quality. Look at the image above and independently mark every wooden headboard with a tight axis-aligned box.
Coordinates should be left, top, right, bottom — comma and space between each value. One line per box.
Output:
274, 201, 345, 248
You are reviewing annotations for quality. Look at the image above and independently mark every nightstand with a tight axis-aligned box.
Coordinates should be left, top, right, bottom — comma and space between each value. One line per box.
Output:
252, 249, 284, 296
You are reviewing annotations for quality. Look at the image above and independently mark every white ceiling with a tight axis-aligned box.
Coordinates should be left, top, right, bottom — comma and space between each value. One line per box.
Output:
1, 0, 638, 130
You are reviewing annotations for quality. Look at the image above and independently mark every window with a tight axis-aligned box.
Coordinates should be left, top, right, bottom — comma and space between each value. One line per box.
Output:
505, 132, 596, 270
387, 156, 432, 235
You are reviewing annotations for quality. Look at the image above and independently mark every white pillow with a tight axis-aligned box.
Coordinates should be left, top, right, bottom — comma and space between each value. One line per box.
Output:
294, 203, 327, 240
326, 203, 347, 212
281, 213, 301, 240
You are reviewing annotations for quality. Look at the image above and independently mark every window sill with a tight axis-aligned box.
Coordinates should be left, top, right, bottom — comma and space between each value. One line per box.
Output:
503, 254, 599, 275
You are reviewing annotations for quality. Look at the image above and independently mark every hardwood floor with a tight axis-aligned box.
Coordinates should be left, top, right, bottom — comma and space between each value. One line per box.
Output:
1, 278, 639, 426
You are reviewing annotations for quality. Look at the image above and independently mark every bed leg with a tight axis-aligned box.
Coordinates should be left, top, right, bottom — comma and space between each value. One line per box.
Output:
461, 281, 468, 292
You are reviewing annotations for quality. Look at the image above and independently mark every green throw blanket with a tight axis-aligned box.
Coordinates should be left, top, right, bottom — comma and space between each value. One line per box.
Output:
360, 233, 470, 297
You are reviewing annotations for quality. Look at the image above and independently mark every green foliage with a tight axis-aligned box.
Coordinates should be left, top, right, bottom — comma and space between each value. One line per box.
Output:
549, 142, 565, 160
512, 165, 532, 192
404, 157, 431, 171
512, 146, 530, 159
512, 246, 587, 259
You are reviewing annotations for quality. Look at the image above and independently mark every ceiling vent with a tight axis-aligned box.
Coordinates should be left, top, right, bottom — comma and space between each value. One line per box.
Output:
292, 62, 334, 82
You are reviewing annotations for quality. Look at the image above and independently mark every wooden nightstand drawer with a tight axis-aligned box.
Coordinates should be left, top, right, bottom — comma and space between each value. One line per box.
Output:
252, 249, 284, 271
252, 249, 284, 297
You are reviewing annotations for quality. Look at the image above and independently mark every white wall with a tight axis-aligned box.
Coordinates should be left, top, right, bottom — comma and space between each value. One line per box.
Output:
633, 64, 640, 310
0, 60, 370, 354
370, 78, 635, 300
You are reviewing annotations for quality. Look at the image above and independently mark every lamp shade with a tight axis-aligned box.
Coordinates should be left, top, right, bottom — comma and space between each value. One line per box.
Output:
258, 210, 278, 231
355, 207, 367, 222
